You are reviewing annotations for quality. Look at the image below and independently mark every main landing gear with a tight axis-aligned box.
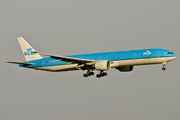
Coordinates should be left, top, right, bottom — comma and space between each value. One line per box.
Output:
96, 71, 107, 78
162, 62, 168, 71
83, 71, 94, 77
83, 71, 108, 78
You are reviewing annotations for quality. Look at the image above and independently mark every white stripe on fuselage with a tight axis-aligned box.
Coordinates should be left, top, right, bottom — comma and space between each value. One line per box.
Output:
31, 57, 176, 72
111, 56, 176, 68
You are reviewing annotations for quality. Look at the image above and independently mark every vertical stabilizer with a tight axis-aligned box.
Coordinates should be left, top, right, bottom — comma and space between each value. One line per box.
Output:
17, 37, 42, 61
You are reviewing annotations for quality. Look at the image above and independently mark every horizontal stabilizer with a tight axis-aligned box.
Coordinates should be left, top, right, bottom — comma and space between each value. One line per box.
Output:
6, 61, 35, 65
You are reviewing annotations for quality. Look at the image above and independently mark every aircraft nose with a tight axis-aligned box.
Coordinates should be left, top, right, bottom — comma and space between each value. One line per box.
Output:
175, 54, 177, 59
169, 54, 177, 61
174, 53, 177, 58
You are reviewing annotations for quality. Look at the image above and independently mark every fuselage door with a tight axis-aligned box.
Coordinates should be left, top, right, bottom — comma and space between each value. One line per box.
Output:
42, 61, 45, 67
156, 51, 160, 57
133, 53, 137, 59
98, 56, 102, 60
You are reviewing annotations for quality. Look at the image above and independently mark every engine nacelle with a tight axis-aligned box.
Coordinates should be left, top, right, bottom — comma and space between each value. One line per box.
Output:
94, 60, 110, 71
116, 66, 133, 72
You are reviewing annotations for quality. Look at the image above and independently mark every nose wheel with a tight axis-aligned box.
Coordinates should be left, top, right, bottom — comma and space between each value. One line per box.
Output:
162, 67, 166, 71
96, 71, 107, 78
162, 62, 168, 71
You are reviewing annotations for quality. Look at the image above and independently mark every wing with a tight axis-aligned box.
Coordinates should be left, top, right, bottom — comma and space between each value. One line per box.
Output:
6, 61, 35, 65
33, 52, 95, 65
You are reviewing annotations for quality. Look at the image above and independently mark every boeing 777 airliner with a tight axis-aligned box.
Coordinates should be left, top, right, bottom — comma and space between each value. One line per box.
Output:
6, 37, 177, 78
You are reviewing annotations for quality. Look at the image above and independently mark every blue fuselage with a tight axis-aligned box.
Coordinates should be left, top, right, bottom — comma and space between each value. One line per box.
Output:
19, 48, 177, 71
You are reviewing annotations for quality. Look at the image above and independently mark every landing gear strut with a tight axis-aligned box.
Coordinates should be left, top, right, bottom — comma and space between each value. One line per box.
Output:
83, 71, 94, 77
96, 71, 107, 78
162, 62, 168, 71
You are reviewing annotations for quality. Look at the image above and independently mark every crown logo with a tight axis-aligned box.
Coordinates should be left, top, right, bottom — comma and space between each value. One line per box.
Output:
27, 47, 33, 51
144, 51, 151, 55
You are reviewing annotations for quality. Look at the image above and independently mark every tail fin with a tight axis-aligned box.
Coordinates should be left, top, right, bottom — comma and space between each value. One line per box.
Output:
17, 37, 42, 61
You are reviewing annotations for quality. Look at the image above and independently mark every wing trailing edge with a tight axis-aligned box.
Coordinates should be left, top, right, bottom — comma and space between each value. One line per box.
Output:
32, 52, 95, 65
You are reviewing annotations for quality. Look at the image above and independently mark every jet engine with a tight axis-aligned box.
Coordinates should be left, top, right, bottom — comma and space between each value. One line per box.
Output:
94, 60, 110, 71
116, 66, 133, 72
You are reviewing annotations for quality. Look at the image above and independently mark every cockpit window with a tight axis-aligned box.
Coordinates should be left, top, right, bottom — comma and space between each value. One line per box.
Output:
168, 52, 174, 54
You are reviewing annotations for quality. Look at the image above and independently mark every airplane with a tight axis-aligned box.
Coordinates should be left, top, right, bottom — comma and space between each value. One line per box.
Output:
6, 37, 177, 78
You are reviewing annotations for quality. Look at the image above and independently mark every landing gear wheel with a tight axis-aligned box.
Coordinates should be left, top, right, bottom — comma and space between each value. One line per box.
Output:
87, 73, 90, 76
96, 71, 108, 78
83, 74, 88, 77
162, 67, 166, 71
96, 74, 101, 78
90, 72, 94, 76
104, 72, 107, 76
100, 73, 104, 77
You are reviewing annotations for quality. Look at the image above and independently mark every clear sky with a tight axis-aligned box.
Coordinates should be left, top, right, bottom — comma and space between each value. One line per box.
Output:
1, 0, 180, 120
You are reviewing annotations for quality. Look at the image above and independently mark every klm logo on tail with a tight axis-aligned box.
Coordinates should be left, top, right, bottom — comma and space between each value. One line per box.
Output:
24, 47, 36, 56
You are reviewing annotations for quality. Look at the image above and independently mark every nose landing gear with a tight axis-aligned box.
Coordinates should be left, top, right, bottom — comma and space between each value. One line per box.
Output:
162, 67, 166, 71
162, 62, 168, 71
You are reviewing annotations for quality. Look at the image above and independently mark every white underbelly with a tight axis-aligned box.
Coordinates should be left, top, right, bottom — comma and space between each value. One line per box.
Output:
111, 57, 169, 68
31, 57, 175, 71
34, 64, 79, 72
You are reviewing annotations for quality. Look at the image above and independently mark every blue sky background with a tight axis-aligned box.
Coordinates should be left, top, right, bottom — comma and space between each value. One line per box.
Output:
1, 0, 180, 120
